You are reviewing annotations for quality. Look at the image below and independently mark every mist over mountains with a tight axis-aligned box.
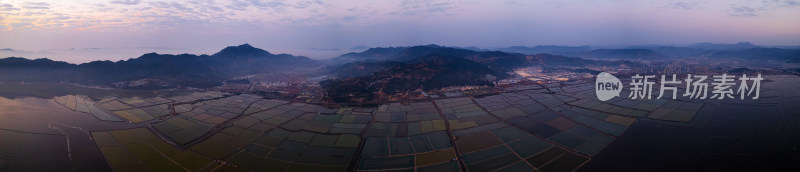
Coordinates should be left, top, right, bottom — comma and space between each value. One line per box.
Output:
1, 42, 798, 91
496, 42, 800, 60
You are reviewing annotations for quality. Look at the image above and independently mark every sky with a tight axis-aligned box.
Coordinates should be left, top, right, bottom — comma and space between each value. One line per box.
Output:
0, 0, 799, 64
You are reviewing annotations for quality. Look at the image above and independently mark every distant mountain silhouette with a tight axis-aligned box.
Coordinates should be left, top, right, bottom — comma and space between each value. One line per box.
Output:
710, 48, 800, 62
689, 42, 758, 50
0, 57, 77, 84
0, 57, 73, 67
626, 46, 712, 57
451, 46, 487, 52
321, 45, 643, 103
3, 43, 796, 91
577, 49, 668, 59
212, 43, 272, 57
0, 44, 318, 89
496, 45, 591, 55
333, 47, 407, 63
326, 61, 405, 78
328, 45, 639, 78
321, 54, 506, 103
495, 46, 670, 59
332, 44, 495, 64
495, 42, 776, 59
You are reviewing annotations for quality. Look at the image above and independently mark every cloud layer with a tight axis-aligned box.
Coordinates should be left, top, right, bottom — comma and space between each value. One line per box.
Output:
0, 0, 798, 63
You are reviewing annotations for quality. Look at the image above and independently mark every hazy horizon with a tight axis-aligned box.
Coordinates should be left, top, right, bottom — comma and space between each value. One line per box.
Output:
1, 41, 797, 64
2, 0, 799, 63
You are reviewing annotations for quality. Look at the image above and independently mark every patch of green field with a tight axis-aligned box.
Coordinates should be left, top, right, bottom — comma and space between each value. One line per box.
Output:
361, 137, 389, 156
309, 134, 338, 147
358, 155, 415, 170
87, 103, 124, 121
167, 117, 196, 129
229, 152, 290, 171
113, 110, 144, 123
98, 146, 144, 170
130, 108, 154, 121
286, 164, 347, 172
170, 151, 214, 171
508, 136, 552, 158
536, 151, 588, 172
190, 133, 241, 159
199, 163, 247, 172
140, 104, 171, 118
416, 149, 455, 166
109, 130, 139, 145
243, 144, 272, 157
127, 128, 158, 141
145, 139, 179, 157
286, 131, 315, 143
125, 143, 184, 171
221, 126, 247, 136
154, 116, 214, 145
334, 134, 360, 148
99, 100, 132, 111
92, 132, 121, 147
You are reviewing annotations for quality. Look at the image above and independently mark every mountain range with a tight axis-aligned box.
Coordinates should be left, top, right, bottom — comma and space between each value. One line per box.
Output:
496, 42, 800, 60
321, 55, 505, 103
322, 45, 642, 103
330, 44, 639, 73
1, 42, 798, 91
0, 44, 317, 89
